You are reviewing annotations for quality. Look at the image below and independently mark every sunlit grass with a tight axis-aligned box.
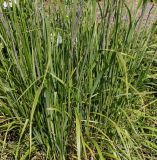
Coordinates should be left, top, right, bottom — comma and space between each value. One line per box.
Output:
0, 0, 157, 159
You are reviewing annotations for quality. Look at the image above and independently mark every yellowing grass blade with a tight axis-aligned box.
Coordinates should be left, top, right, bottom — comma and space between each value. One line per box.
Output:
75, 110, 81, 160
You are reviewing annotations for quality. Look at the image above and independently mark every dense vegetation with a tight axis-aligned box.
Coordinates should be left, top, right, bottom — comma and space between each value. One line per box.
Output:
0, 0, 157, 159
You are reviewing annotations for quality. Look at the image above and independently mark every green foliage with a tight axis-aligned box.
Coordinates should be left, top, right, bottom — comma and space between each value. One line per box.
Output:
0, 0, 157, 159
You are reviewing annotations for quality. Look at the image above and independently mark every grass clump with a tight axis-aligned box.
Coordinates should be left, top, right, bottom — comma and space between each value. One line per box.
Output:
0, 0, 157, 159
